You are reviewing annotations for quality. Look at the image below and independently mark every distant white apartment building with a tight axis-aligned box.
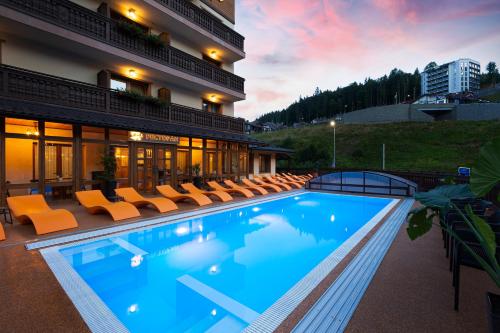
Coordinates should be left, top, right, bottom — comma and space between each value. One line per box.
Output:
421, 59, 481, 96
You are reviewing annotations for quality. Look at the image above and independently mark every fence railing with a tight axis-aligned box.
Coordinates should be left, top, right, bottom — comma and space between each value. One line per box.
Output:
0, 64, 245, 133
154, 0, 244, 50
306, 171, 418, 197
2, 0, 245, 93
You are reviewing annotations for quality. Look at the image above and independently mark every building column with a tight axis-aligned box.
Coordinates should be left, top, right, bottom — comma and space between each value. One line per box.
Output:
38, 122, 45, 196
73, 125, 82, 196
0, 117, 5, 205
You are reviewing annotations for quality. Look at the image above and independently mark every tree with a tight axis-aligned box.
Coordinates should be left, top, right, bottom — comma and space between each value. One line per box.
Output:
424, 61, 437, 72
256, 67, 422, 126
486, 62, 499, 86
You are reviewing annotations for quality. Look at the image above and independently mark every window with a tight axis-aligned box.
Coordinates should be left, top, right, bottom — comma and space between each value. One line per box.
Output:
110, 78, 127, 91
177, 149, 189, 177
202, 100, 222, 114
113, 146, 129, 187
43, 142, 73, 180
45, 122, 72, 138
259, 155, 271, 173
110, 75, 148, 95
5, 137, 38, 185
82, 126, 105, 140
191, 149, 203, 176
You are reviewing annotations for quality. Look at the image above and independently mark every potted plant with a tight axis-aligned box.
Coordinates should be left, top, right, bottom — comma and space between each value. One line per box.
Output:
407, 138, 500, 332
99, 150, 118, 199
192, 163, 202, 188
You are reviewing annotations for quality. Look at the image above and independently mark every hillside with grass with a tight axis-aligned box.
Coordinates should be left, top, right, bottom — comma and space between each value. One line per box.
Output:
252, 121, 500, 172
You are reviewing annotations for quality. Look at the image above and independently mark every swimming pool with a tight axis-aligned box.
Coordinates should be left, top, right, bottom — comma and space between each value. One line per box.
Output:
41, 192, 398, 333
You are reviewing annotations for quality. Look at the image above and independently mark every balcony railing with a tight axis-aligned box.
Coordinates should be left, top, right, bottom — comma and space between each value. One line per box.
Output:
155, 0, 244, 51
2, 0, 245, 93
0, 64, 245, 134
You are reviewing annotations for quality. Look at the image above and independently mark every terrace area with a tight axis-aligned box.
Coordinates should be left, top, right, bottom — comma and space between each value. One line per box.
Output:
0, 187, 497, 332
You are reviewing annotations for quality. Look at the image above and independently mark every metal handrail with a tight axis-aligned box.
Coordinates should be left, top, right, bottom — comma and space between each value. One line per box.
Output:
0, 64, 245, 133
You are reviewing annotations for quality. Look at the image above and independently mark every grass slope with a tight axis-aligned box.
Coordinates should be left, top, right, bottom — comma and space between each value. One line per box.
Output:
253, 121, 500, 172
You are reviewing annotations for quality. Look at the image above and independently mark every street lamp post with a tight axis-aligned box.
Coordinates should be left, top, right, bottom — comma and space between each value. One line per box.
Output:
330, 120, 336, 168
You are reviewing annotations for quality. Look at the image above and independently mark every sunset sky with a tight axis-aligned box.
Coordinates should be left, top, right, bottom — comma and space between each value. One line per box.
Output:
233, 0, 500, 120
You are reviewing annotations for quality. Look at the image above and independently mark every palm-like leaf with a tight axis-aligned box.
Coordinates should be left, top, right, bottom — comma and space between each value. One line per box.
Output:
470, 138, 500, 197
414, 184, 474, 209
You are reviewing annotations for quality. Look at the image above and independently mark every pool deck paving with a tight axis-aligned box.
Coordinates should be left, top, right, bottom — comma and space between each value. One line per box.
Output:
0, 196, 498, 332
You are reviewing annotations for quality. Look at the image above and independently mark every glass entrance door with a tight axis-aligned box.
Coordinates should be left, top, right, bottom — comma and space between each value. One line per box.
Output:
137, 145, 154, 192
136, 144, 174, 192
155, 146, 173, 186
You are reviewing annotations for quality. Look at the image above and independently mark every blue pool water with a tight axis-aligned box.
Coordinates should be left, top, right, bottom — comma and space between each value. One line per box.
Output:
58, 192, 393, 332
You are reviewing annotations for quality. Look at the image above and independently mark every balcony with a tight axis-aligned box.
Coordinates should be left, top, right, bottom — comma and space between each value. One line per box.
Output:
0, 64, 245, 134
1, 0, 245, 94
154, 0, 244, 51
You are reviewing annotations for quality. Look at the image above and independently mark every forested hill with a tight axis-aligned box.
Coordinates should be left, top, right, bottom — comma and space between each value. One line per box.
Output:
257, 68, 421, 125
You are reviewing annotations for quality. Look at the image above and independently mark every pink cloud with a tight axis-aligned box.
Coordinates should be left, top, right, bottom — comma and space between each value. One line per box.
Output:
235, 0, 500, 120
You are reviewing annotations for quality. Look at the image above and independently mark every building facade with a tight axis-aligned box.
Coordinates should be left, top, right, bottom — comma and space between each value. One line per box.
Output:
421, 58, 481, 96
0, 0, 278, 202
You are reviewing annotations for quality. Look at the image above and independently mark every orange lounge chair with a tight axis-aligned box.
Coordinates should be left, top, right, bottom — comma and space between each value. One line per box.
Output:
6, 194, 78, 235
242, 178, 282, 193
224, 180, 268, 195
274, 176, 303, 188
207, 181, 254, 198
181, 183, 233, 202
156, 185, 212, 206
0, 223, 5, 241
284, 173, 308, 182
287, 173, 311, 181
252, 178, 286, 192
115, 187, 178, 213
261, 177, 293, 191
280, 174, 306, 185
75, 190, 141, 221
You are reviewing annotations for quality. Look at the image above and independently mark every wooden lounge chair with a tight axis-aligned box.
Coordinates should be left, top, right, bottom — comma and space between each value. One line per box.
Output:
207, 181, 254, 198
181, 183, 233, 202
6, 194, 78, 235
0, 223, 5, 241
274, 176, 303, 188
224, 180, 268, 195
243, 178, 281, 193
115, 187, 178, 213
251, 178, 285, 192
260, 177, 293, 191
156, 185, 212, 206
75, 190, 141, 221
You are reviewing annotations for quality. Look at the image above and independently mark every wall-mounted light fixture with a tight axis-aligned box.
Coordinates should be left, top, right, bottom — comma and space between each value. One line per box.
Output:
210, 50, 217, 59
209, 95, 217, 102
128, 69, 137, 79
127, 8, 137, 20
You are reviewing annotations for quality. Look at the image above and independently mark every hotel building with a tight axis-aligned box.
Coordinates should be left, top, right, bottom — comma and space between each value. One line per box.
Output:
421, 58, 481, 96
0, 0, 283, 202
